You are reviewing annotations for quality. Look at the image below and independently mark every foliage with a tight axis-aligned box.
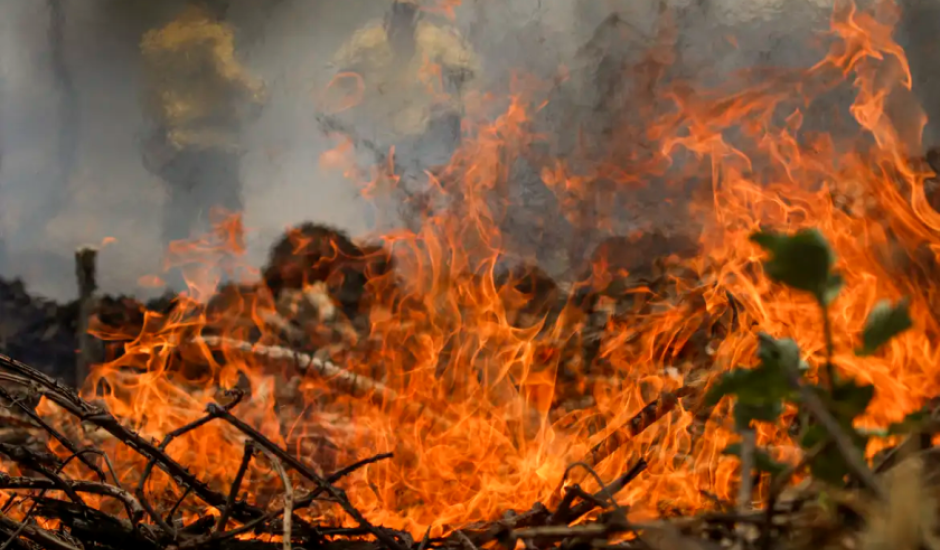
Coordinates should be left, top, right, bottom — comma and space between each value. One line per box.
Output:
709, 228, 914, 490
749, 229, 843, 305
856, 298, 913, 356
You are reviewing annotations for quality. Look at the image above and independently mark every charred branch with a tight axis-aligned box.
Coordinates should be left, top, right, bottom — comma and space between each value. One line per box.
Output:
0, 353, 268, 524
0, 473, 144, 521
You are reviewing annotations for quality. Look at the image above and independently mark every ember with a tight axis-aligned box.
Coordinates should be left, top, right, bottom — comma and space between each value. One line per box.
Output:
3, 1, 940, 549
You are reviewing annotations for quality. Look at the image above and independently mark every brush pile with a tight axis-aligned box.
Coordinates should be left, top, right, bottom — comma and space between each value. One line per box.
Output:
1, 220, 940, 550
2, 348, 940, 550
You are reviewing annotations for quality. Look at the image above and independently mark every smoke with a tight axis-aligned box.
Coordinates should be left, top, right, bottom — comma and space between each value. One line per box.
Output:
0, 0, 386, 301
0, 0, 936, 301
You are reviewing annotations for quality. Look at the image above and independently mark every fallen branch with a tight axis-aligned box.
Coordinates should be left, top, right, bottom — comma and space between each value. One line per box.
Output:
0, 385, 106, 482
0, 353, 267, 523
0, 446, 131, 550
291, 452, 394, 511
0, 443, 87, 510
135, 387, 247, 538
0, 472, 144, 521
0, 514, 81, 550
208, 403, 408, 550
31, 497, 162, 550
586, 388, 691, 467
195, 336, 452, 428
261, 449, 293, 550
457, 503, 550, 547
510, 523, 611, 541
564, 458, 649, 525
215, 440, 254, 535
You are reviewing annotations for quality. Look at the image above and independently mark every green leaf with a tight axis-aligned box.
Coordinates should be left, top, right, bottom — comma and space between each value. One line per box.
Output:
800, 425, 848, 485
723, 443, 787, 477
757, 334, 802, 374
856, 298, 913, 356
705, 365, 789, 407
706, 369, 756, 407
705, 334, 801, 429
755, 334, 803, 399
739, 367, 790, 404
733, 402, 783, 430
750, 229, 841, 304
829, 378, 875, 422
800, 424, 869, 486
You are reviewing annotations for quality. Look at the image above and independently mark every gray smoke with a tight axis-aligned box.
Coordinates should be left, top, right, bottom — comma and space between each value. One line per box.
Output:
0, 0, 936, 301
0, 0, 386, 301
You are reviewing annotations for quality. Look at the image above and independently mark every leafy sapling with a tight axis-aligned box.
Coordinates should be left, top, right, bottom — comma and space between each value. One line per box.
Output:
750, 228, 843, 388
708, 228, 914, 497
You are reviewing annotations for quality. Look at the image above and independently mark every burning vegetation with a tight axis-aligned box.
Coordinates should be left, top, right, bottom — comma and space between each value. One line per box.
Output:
4, 0, 940, 549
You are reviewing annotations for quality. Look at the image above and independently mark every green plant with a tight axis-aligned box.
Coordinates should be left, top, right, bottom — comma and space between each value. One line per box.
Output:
707, 228, 914, 489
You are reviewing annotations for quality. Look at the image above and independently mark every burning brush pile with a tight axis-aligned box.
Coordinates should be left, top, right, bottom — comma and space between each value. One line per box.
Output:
6, 2, 940, 550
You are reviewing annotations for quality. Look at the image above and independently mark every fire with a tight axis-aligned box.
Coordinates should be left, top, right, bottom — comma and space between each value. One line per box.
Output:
6, 0, 940, 542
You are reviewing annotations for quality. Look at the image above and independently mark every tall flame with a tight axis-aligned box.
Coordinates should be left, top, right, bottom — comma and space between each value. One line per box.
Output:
9, 0, 940, 539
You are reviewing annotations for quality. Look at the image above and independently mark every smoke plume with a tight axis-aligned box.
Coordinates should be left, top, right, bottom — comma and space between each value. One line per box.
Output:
0, 0, 936, 300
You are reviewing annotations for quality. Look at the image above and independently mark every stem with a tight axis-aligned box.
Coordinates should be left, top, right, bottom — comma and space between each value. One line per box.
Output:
214, 441, 254, 534
821, 304, 836, 390
734, 429, 756, 549
737, 429, 756, 512
786, 369, 885, 500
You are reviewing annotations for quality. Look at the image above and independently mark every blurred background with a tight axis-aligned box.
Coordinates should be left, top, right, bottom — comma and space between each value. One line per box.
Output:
0, 0, 937, 301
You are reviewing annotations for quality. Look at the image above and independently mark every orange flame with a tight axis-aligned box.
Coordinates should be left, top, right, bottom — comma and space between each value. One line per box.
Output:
12, 0, 940, 540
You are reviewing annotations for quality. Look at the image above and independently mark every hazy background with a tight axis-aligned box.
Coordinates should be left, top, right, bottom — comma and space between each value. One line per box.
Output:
0, 0, 937, 301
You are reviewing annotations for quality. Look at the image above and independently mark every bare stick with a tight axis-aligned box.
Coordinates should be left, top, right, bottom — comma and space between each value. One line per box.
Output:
0, 473, 144, 521
196, 336, 451, 428
0, 443, 87, 510
565, 458, 648, 524
511, 523, 611, 540
785, 369, 886, 501
183, 452, 395, 547
0, 385, 105, 482
0, 356, 267, 523
261, 449, 293, 550
0, 448, 109, 550
292, 452, 393, 511
208, 403, 407, 550
734, 428, 755, 549
165, 486, 192, 524
137, 389, 244, 504
0, 514, 80, 550
134, 485, 177, 539
455, 530, 479, 550
457, 502, 549, 547
586, 389, 690, 467
326, 452, 394, 483
74, 246, 100, 387
196, 336, 388, 400
215, 440, 254, 534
